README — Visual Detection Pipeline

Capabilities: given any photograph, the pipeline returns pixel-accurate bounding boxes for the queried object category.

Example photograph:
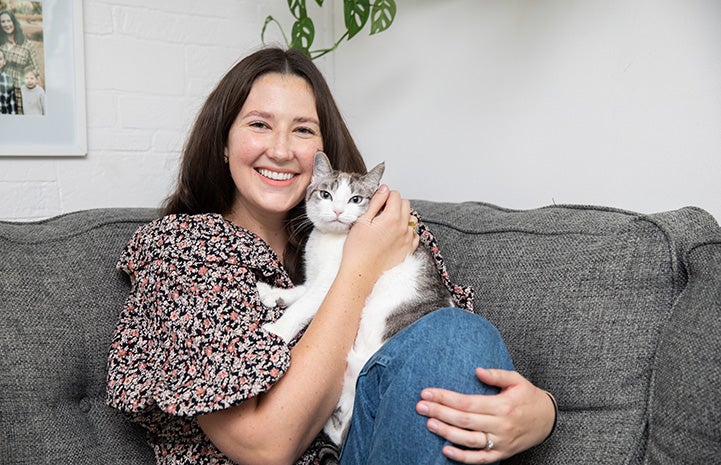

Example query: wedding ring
[485,432,494,450]
[408,215,419,229]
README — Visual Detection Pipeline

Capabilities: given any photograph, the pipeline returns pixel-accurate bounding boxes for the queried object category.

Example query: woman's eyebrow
[294,116,320,125]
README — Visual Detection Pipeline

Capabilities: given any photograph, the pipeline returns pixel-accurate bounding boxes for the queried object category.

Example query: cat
[259,151,455,445]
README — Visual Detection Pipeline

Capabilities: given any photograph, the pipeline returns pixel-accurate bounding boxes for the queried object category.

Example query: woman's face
[1,14,14,36]
[225,72,323,225]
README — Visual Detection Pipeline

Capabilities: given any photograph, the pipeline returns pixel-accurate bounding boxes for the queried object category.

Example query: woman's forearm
[197,263,378,464]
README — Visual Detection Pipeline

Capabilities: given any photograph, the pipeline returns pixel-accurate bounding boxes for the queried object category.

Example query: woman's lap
[339,307,513,465]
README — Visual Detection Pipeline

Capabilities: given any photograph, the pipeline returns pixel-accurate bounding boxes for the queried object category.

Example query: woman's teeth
[257,169,294,181]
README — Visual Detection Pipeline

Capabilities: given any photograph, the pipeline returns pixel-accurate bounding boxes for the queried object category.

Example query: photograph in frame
[0,0,86,156]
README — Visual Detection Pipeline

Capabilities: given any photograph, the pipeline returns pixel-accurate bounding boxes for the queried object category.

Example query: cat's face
[305,152,384,234]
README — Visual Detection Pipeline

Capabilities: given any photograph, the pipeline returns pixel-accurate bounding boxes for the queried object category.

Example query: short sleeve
[107,214,292,418]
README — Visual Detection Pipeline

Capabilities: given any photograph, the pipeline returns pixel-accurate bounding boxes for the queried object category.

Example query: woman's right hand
[343,184,419,279]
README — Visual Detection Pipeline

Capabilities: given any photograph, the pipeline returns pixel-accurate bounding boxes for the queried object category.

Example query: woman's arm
[416,368,557,464]
[198,186,419,465]
[25,41,40,76]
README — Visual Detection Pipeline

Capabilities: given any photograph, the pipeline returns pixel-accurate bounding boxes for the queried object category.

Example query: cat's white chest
[303,231,346,284]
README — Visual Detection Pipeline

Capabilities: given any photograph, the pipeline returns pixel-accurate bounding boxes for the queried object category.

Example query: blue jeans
[339,307,514,465]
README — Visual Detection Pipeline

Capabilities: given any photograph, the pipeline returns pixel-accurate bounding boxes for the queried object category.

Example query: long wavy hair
[162,47,367,282]
[0,10,27,45]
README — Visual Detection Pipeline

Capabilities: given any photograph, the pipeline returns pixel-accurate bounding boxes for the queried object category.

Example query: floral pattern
[106,211,472,464]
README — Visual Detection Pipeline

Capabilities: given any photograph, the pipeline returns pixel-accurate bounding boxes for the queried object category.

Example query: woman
[106,47,556,465]
[0,9,40,114]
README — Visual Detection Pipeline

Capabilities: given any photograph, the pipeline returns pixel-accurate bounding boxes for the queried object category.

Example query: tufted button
[79,398,91,413]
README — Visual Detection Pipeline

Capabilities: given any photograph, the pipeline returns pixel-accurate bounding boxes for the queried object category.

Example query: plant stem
[261,16,290,48]
[309,30,350,60]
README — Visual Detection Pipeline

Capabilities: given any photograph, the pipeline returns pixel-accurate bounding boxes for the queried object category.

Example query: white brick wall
[5,1,718,222]
[1,0,331,221]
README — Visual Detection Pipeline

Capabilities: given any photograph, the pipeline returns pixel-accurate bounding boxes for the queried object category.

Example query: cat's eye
[319,190,332,200]
[349,196,364,204]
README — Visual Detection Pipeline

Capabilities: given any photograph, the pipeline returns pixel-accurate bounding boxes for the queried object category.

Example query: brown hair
[0,10,27,46]
[162,47,366,282]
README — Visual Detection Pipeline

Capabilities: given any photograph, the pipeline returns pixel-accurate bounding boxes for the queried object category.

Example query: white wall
[334,0,721,220]
[1,0,719,222]
[0,0,332,220]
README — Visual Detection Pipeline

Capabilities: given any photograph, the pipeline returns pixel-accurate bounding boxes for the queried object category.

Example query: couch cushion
[0,209,158,464]
[412,201,721,465]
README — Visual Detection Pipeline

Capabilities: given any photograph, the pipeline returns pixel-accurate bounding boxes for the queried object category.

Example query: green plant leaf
[291,16,315,56]
[288,0,307,19]
[315,0,324,6]
[370,0,396,35]
[344,0,371,39]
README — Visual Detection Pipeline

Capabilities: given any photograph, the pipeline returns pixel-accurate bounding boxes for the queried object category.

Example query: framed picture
[0,0,86,156]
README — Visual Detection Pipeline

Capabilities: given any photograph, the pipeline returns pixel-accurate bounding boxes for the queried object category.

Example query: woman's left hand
[415,368,556,463]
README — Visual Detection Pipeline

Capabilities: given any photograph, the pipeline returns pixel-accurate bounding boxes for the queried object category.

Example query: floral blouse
[106,212,473,464]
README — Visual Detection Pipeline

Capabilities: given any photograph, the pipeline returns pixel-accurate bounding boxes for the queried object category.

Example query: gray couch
[1,201,720,464]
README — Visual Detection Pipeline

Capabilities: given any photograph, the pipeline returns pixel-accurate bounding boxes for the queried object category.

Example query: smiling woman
[106,46,556,465]
[160,47,367,284]
[222,73,322,250]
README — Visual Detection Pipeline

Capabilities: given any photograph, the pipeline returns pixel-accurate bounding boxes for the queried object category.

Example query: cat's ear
[364,162,385,188]
[313,151,333,181]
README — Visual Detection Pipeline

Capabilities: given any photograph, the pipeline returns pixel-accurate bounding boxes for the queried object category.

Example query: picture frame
[0,0,87,156]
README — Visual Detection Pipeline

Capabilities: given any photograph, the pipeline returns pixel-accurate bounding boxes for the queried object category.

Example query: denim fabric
[339,308,514,465]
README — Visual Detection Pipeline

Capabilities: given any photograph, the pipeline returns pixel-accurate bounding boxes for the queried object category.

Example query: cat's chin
[317,221,352,234]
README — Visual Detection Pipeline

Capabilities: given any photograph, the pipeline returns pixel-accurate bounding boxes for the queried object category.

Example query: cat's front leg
[262,287,323,343]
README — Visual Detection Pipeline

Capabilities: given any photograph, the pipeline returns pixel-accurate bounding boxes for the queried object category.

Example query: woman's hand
[416,368,556,463]
[342,184,419,279]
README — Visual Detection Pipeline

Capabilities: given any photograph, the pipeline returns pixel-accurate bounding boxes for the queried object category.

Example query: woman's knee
[383,307,514,372]
[416,308,506,348]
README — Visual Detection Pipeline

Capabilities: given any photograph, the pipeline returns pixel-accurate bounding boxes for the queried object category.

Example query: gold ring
[408,219,418,229]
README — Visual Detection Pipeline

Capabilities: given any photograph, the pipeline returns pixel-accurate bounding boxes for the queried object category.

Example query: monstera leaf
[262,0,396,59]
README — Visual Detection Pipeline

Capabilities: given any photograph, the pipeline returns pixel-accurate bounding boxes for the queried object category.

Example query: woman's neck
[224,209,289,261]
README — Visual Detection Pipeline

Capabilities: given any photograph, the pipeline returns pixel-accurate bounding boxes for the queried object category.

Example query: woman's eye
[250,121,269,129]
[296,126,316,136]
[319,191,332,200]
[349,196,364,204]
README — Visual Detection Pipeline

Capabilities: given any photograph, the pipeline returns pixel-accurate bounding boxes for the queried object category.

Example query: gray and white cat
[259,152,454,445]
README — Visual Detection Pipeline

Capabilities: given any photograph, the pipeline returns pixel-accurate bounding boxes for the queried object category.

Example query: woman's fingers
[358,184,390,223]
[417,388,495,436]
[442,444,500,464]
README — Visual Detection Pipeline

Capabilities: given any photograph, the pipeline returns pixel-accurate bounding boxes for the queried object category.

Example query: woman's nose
[268,135,293,161]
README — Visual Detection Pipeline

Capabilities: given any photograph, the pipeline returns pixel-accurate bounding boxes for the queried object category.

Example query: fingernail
[421,390,433,400]
[378,184,389,193]
[417,402,429,415]
[427,419,438,432]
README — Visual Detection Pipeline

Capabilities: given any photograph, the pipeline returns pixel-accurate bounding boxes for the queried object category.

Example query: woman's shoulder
[129,212,260,254]
[121,212,281,275]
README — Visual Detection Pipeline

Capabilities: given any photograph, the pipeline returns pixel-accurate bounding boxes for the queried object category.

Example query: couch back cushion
[0,209,157,464]
[413,200,720,465]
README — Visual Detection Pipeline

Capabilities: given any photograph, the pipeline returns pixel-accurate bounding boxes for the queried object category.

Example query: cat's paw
[262,321,293,343]
[256,282,281,307]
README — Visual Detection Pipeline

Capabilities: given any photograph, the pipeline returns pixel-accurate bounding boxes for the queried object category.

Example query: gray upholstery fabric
[1,203,719,464]
[413,201,721,465]
[0,209,157,464]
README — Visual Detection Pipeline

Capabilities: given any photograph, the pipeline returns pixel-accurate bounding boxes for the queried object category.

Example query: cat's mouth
[256,168,296,182]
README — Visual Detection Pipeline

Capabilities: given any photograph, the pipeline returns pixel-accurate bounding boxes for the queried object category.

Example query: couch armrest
[647,239,721,464]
